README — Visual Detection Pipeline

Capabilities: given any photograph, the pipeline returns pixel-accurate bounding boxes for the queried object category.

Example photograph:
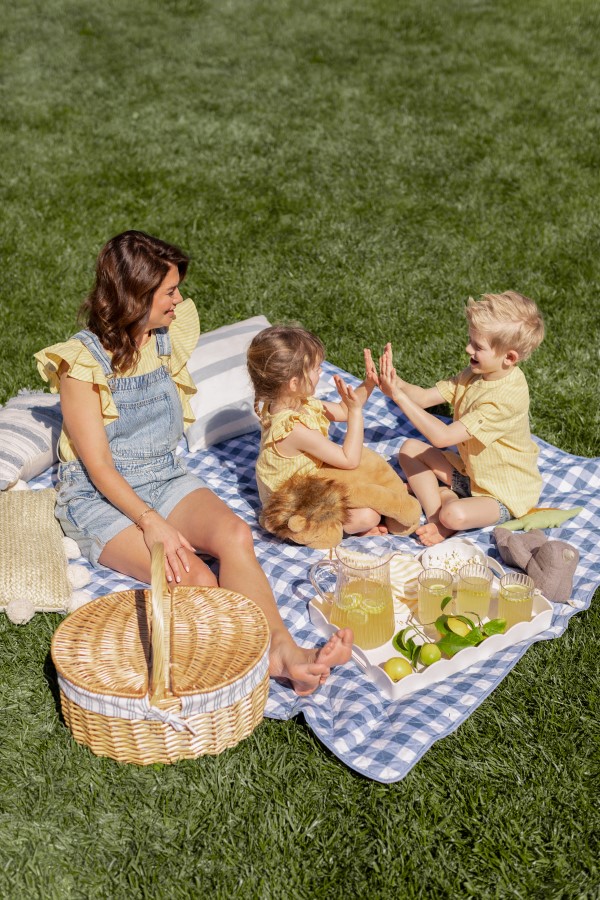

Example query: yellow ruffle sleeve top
[255,396,331,505]
[34,298,200,462]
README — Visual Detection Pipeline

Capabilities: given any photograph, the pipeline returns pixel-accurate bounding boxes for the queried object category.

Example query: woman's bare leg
[101,490,353,694]
[99,524,218,586]
[167,490,353,694]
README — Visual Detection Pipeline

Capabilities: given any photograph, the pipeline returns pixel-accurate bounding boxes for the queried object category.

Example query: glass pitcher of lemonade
[309,540,396,650]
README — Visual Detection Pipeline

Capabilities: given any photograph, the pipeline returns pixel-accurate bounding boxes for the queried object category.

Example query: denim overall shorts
[55,327,209,568]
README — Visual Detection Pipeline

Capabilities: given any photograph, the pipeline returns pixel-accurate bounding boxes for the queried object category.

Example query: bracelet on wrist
[134,507,154,530]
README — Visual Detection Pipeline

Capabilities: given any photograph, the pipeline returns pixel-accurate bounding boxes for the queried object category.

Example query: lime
[419,643,442,666]
[382,657,414,682]
[446,616,473,637]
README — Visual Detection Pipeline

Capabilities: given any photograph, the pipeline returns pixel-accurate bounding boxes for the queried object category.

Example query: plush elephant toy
[493,527,579,603]
[260,446,422,549]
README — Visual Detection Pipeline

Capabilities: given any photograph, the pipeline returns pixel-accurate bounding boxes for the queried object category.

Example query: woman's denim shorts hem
[56,461,211,570]
[450,470,512,526]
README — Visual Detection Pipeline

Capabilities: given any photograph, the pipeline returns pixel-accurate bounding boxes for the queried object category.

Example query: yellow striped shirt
[436,365,541,517]
[255,397,330,505]
[35,298,199,462]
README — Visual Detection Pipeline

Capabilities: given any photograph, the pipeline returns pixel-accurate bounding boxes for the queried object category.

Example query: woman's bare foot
[416,520,455,546]
[269,629,354,695]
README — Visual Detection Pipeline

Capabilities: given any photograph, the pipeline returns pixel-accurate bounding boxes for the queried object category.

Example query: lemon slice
[336,591,361,611]
[360,596,386,614]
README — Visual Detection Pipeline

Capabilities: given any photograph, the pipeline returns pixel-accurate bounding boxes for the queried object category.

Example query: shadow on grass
[43,650,64,724]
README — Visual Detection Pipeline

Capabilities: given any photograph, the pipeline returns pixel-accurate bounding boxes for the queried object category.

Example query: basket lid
[51,584,271,701]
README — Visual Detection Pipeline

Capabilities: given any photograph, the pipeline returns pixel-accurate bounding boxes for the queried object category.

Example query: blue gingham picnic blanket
[33,361,600,783]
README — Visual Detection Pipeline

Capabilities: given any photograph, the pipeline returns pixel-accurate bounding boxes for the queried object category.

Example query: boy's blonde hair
[247,325,325,418]
[465,291,544,361]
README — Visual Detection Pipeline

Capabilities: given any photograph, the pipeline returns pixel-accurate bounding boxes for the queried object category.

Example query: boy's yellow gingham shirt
[436,365,542,517]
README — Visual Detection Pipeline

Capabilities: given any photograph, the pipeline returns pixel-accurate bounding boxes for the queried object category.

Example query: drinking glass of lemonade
[456,563,492,620]
[498,572,535,630]
[417,568,453,627]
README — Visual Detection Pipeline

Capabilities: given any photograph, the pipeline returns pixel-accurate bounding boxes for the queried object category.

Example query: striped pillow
[0,391,62,490]
[185,316,271,452]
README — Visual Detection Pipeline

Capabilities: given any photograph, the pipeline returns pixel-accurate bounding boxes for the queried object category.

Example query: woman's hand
[138,511,195,584]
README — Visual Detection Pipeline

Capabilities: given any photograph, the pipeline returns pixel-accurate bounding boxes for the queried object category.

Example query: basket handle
[149,543,172,705]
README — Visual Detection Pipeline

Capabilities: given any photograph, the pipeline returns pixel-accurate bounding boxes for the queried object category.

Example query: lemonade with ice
[498,577,534,629]
[329,579,395,649]
[417,569,453,625]
[455,564,492,619]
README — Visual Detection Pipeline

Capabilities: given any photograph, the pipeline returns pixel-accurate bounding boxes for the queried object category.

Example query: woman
[36,231,352,694]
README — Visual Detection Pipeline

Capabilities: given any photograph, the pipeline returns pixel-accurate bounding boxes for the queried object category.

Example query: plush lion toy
[260,446,422,549]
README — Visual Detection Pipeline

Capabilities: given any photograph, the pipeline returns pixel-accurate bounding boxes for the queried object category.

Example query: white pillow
[185,315,271,452]
[0,391,62,490]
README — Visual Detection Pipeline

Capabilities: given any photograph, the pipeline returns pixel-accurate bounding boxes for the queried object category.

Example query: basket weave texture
[0,488,71,610]
[51,545,270,764]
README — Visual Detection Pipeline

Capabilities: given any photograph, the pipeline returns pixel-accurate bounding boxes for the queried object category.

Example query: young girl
[247,325,386,536]
[35,232,353,695]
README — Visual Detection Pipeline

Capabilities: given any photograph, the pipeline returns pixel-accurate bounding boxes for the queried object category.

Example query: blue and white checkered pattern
[33,362,600,783]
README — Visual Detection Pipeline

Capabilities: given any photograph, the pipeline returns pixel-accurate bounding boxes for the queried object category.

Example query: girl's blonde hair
[465,291,544,361]
[247,325,325,419]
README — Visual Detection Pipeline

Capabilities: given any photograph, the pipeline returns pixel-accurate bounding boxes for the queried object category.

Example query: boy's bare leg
[438,495,504,534]
[399,441,505,544]
[399,439,456,545]
[416,486,460,545]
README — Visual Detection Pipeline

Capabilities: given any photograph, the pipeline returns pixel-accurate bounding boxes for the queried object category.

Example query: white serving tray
[309,562,554,701]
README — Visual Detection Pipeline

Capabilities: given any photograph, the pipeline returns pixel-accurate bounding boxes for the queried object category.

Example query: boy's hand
[334,375,364,409]
[363,348,379,388]
[378,345,401,399]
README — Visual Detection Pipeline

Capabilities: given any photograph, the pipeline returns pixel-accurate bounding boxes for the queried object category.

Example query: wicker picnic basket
[51,544,271,764]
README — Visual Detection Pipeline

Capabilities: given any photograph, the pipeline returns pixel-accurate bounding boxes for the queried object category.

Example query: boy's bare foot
[416,520,455,546]
[269,629,354,695]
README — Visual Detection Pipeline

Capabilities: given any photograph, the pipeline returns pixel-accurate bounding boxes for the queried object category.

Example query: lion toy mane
[260,446,422,549]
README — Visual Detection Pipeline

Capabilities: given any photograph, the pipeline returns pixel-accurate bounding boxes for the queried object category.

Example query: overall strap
[72,330,114,376]
[72,328,172,375]
[154,327,171,358]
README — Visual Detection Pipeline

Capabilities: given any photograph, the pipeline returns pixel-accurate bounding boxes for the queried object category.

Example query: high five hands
[364,343,402,400]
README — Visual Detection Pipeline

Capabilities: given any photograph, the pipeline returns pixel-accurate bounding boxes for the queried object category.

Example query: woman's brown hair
[79,230,189,374]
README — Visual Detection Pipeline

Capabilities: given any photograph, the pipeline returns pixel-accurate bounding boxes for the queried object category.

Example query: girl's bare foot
[355,524,389,537]
[416,520,455,546]
[269,629,354,695]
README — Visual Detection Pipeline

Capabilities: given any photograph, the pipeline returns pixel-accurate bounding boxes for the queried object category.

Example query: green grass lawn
[1,1,599,897]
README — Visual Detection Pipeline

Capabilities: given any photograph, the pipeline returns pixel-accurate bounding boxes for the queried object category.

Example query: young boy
[372,291,545,546]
